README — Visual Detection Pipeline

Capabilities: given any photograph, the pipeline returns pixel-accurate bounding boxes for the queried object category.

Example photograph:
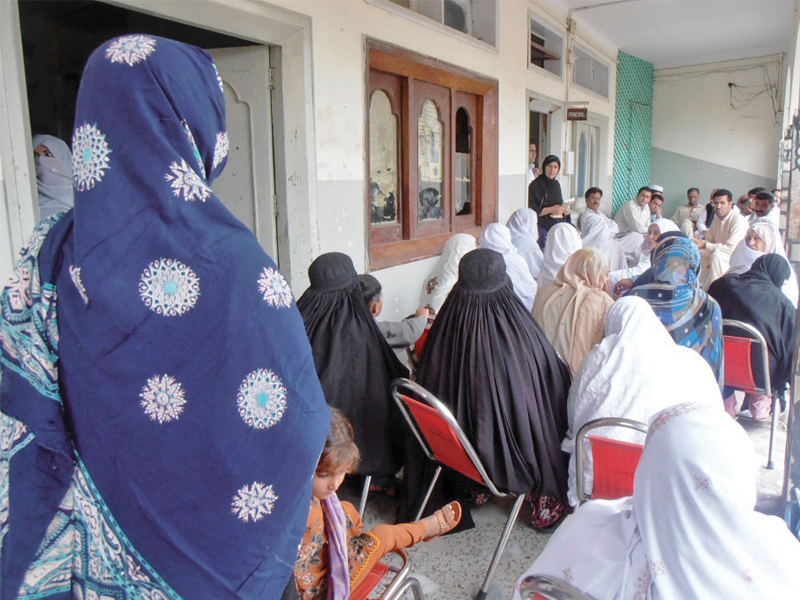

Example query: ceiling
[548,0,797,70]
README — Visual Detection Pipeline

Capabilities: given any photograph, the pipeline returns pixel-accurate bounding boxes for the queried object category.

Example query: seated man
[648,192,664,223]
[614,186,652,264]
[579,187,626,270]
[672,187,705,237]
[737,193,755,223]
[694,188,748,289]
[753,190,780,229]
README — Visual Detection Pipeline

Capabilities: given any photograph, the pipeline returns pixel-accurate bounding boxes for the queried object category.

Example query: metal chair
[350,549,425,600]
[722,318,782,469]
[517,575,599,600]
[391,377,525,600]
[575,417,647,507]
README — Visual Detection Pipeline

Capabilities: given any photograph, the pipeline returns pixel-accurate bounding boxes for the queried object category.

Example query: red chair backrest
[723,335,759,393]
[350,562,389,600]
[589,435,644,500]
[399,394,484,485]
[413,327,430,359]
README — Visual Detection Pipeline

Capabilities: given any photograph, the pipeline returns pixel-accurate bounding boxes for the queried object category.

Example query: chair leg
[475,494,525,600]
[385,576,425,600]
[359,475,372,516]
[768,394,780,470]
[414,466,442,522]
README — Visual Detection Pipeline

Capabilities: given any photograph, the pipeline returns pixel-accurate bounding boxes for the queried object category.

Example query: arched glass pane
[418,99,443,221]
[455,107,472,216]
[369,90,399,225]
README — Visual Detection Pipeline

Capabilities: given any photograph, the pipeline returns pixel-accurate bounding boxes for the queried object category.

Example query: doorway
[18,0,279,260]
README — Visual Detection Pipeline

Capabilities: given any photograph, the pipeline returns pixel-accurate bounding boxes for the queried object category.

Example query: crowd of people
[1,34,799,600]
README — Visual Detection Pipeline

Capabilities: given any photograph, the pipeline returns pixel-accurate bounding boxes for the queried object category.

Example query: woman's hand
[613,279,634,299]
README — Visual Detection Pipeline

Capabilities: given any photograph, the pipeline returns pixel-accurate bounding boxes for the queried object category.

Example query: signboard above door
[567,107,588,121]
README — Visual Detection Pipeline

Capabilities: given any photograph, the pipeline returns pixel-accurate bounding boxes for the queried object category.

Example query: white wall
[652,55,782,216]
[268,0,617,319]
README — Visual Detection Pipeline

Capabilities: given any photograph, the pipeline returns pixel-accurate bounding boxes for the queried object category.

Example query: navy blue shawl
[1,36,328,599]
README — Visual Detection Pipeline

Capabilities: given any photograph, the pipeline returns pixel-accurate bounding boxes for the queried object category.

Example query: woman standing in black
[528,155,570,248]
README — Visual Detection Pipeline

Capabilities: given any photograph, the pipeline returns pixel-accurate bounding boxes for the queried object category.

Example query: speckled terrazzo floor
[339,408,787,600]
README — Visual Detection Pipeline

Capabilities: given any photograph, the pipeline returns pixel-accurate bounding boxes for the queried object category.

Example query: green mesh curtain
[612,52,654,214]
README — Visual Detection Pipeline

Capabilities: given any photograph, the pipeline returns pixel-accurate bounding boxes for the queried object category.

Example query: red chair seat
[350,562,390,600]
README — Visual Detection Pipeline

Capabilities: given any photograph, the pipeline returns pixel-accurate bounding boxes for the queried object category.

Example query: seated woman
[514,402,800,600]
[626,236,724,389]
[2,36,330,598]
[708,255,796,419]
[507,207,544,280]
[528,155,570,247]
[406,248,572,529]
[562,297,723,506]
[298,252,408,481]
[537,222,583,288]
[419,233,477,318]
[728,220,798,307]
[479,223,538,310]
[32,134,74,219]
[610,219,680,296]
[532,248,614,374]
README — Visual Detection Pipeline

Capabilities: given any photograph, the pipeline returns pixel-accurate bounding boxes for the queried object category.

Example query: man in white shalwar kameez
[753,190,781,229]
[613,186,652,264]
[579,187,627,271]
[695,188,748,290]
[671,187,705,237]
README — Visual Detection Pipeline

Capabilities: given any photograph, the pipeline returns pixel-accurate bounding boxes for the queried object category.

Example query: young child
[294,408,461,600]
[358,274,429,349]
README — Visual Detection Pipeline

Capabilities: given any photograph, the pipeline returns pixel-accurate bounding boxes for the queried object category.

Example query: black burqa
[402,248,572,522]
[297,252,408,477]
[708,254,796,394]
[528,155,570,233]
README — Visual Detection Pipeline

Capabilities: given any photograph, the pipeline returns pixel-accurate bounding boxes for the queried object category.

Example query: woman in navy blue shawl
[0,36,329,599]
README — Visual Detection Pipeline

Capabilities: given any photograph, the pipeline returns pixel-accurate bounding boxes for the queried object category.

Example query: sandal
[423,501,462,540]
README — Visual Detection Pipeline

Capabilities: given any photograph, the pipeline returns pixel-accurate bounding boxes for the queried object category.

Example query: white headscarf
[479,223,538,310]
[506,208,544,279]
[537,223,582,288]
[729,220,798,307]
[650,218,679,236]
[580,210,627,271]
[419,233,477,315]
[32,134,74,220]
[515,402,800,600]
[561,296,721,506]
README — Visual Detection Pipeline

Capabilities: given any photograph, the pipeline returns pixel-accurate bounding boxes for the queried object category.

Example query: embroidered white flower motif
[694,474,711,492]
[165,159,211,202]
[212,131,229,171]
[182,120,206,178]
[139,374,186,424]
[69,265,89,304]
[72,123,112,191]
[562,567,574,584]
[257,267,293,309]
[139,258,200,316]
[105,35,157,66]
[237,368,287,429]
[649,559,666,578]
[212,62,224,93]
[231,481,278,522]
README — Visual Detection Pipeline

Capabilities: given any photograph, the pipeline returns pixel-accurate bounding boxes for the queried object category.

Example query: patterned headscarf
[1,35,329,599]
[627,237,724,388]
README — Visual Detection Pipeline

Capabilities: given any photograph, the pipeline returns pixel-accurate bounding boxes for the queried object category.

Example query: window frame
[366,39,497,270]
[528,14,564,79]
[571,43,610,99]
